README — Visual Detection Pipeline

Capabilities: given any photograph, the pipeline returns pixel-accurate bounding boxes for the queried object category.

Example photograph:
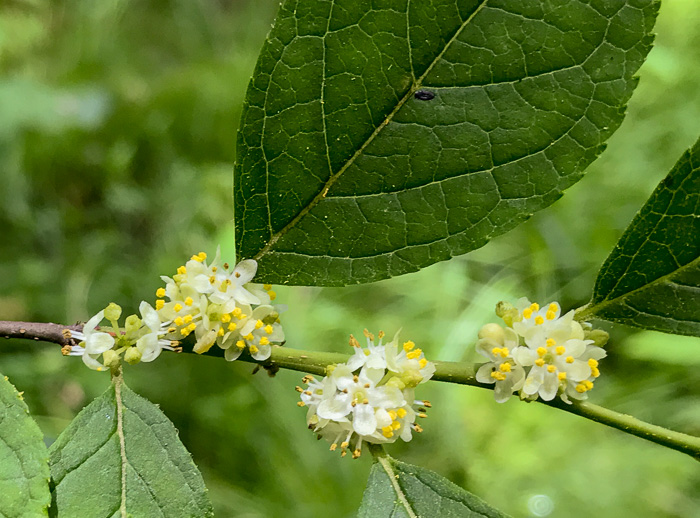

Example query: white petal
[83,310,105,335]
[86,333,114,354]
[352,404,377,436]
[224,347,243,362]
[82,353,106,371]
[251,344,271,361]
[476,363,496,384]
[137,334,161,362]
[233,259,258,284]
[139,301,161,331]
[540,373,559,401]
[318,396,352,420]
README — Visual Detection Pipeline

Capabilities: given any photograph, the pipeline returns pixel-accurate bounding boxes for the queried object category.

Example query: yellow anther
[249,345,259,354]
[187,323,196,332]
[547,365,557,373]
[183,314,193,324]
[535,316,544,325]
[174,317,184,327]
[565,356,574,364]
[403,340,415,352]
[381,425,393,434]
[491,347,501,356]
[244,333,254,341]
[190,254,201,262]
[406,349,422,360]
[212,266,217,272]
[155,299,165,310]
[392,421,401,430]
[185,297,194,306]
[584,380,594,390]
[591,367,600,377]
[264,284,272,290]
[546,310,556,320]
[221,314,231,323]
[500,347,509,358]
[255,319,263,329]
[548,303,558,312]
[397,408,407,418]
[499,363,512,373]
[236,340,245,349]
[218,328,225,336]
[419,358,428,368]
[388,410,397,420]
[575,384,587,393]
[268,290,277,301]
[156,288,166,298]
[180,327,192,337]
[174,303,183,312]
[537,347,547,357]
[530,303,540,312]
[546,338,556,347]
[167,327,176,333]
[490,371,507,381]
[329,443,337,451]
[535,358,545,367]
[558,372,567,381]
[523,308,533,319]
[198,252,207,260]
[555,346,566,355]
[232,307,242,317]
[588,359,599,368]
[177,266,187,275]
[382,429,394,438]
[228,323,237,332]
[264,324,274,334]
[209,275,216,284]
[259,337,270,346]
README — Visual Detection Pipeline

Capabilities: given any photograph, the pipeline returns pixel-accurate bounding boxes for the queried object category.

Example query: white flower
[475,299,607,404]
[299,330,433,458]
[385,335,435,387]
[475,324,526,402]
[135,302,174,362]
[70,310,114,371]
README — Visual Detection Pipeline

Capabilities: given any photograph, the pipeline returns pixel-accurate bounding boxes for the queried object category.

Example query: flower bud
[478,323,505,344]
[495,301,518,326]
[104,302,122,321]
[125,314,142,333]
[585,329,610,348]
[103,349,121,369]
[124,347,142,365]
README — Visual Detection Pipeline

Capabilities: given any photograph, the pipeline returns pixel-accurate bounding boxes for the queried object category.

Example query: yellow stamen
[392,421,401,430]
[264,324,274,334]
[236,340,245,349]
[388,410,397,420]
[183,314,193,324]
[523,308,533,319]
[499,347,509,358]
[535,316,544,325]
[259,337,270,346]
[244,333,254,341]
[232,307,242,317]
[218,328,224,336]
[156,288,166,298]
[535,358,545,367]
[177,266,187,275]
[537,347,547,357]
[546,338,556,347]
[249,345,259,354]
[255,319,263,329]
[174,303,183,312]
[565,356,574,364]
[403,341,415,352]
[264,284,272,290]
[268,290,277,301]
[547,365,557,373]
[397,408,407,418]
[228,323,237,332]
[198,252,207,260]
[588,359,599,368]
[221,314,231,323]
[491,371,507,381]
[406,349,422,360]
[555,346,566,355]
[546,310,556,320]
[499,363,512,373]
[491,347,501,356]
[185,297,194,306]
[558,372,567,381]
[209,275,216,284]
[174,317,184,327]
[419,358,428,368]
[155,299,165,310]
[548,303,558,312]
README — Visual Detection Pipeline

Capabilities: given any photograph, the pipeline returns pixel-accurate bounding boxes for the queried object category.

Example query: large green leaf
[358,453,509,517]
[580,137,700,335]
[0,374,50,518]
[49,378,213,518]
[235,0,658,286]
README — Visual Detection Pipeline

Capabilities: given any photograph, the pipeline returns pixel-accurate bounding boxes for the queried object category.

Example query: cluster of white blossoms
[298,330,435,458]
[66,249,285,371]
[475,298,608,404]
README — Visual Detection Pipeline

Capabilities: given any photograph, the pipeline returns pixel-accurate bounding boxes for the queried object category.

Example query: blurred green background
[1,0,699,516]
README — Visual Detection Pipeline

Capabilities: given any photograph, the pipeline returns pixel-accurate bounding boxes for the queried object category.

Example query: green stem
[257,346,700,461]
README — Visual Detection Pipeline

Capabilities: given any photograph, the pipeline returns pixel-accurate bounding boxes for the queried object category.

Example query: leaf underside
[0,374,50,518]
[358,455,509,517]
[48,380,213,518]
[585,136,700,336]
[235,0,659,286]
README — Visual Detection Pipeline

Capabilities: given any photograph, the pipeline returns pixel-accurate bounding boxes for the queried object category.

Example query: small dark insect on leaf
[414,89,435,101]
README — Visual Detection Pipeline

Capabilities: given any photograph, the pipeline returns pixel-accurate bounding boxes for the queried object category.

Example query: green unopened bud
[400,370,423,389]
[104,302,122,321]
[125,314,142,333]
[124,347,142,365]
[495,301,519,327]
[385,376,406,390]
[263,312,280,325]
[585,329,610,348]
[103,349,121,369]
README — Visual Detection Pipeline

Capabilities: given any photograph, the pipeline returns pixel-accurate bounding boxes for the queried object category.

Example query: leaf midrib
[252,0,489,261]
[580,254,700,320]
[377,456,418,518]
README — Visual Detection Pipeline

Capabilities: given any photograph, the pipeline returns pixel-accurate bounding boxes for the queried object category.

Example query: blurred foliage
[0,0,698,517]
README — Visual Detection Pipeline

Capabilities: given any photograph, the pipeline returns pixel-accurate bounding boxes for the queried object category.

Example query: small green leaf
[358,453,509,518]
[581,136,700,335]
[0,373,50,518]
[49,377,213,518]
[235,0,659,286]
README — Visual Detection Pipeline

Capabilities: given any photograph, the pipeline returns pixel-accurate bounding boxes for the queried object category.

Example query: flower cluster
[298,330,435,458]
[66,249,285,370]
[475,299,608,404]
